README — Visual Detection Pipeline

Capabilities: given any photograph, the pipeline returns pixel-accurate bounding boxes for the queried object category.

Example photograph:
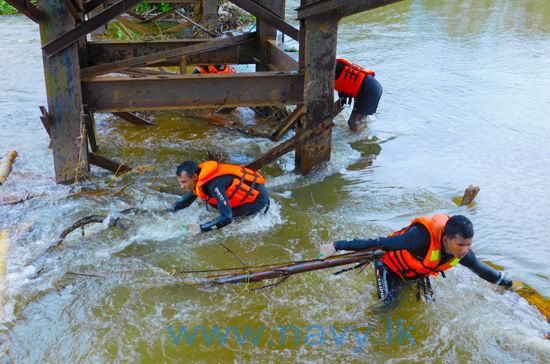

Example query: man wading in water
[171,160,270,235]
[318,214,518,303]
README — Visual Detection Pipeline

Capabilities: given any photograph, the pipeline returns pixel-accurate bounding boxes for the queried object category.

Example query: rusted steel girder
[82,72,304,112]
[5,0,43,22]
[81,33,256,78]
[296,0,403,20]
[268,39,298,72]
[42,0,144,57]
[230,0,299,41]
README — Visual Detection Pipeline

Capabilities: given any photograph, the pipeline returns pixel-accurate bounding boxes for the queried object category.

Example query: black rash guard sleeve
[334,225,431,258]
[199,178,233,232]
[171,192,197,211]
[459,250,513,287]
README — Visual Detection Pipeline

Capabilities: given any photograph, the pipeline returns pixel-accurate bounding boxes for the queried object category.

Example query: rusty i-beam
[16,0,402,183]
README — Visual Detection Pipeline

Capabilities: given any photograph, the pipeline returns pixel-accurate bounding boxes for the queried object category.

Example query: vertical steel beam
[256,0,285,72]
[38,0,88,183]
[295,10,338,174]
[202,0,218,31]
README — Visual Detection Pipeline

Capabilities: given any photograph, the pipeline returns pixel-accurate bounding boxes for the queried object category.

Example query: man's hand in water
[185,224,201,236]
[318,243,336,259]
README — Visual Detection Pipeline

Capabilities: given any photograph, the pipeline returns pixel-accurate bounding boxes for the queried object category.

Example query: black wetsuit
[335,61,383,116]
[334,224,512,301]
[172,175,269,232]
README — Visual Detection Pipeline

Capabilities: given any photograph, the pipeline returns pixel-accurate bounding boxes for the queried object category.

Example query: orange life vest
[195,64,236,74]
[380,214,461,280]
[194,161,266,208]
[334,58,375,98]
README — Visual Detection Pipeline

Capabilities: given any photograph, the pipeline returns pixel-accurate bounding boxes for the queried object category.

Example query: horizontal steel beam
[296,0,402,20]
[42,0,144,57]
[88,38,260,67]
[82,33,256,78]
[82,72,304,112]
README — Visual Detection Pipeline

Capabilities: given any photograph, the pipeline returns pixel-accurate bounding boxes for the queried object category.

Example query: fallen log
[0,151,18,185]
[203,249,384,285]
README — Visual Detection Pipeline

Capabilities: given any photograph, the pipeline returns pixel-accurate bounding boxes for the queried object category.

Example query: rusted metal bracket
[42,0,144,57]
[88,153,132,174]
[230,0,299,40]
[38,105,52,138]
[82,105,99,152]
[296,0,402,20]
[112,112,153,126]
[4,0,43,23]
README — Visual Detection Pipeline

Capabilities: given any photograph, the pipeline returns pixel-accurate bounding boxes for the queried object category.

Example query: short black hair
[176,161,199,177]
[443,215,474,239]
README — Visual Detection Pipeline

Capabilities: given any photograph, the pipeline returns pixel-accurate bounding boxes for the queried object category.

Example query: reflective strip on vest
[449,258,460,267]
[430,250,440,261]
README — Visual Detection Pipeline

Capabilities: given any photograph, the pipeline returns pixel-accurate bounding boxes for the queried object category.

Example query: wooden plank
[112,112,153,125]
[82,72,305,112]
[229,0,299,41]
[4,0,43,22]
[81,33,255,78]
[296,0,402,20]
[39,0,89,183]
[295,11,338,174]
[42,0,144,57]
[268,39,298,72]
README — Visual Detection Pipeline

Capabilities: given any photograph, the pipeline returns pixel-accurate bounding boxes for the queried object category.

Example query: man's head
[442,215,474,259]
[176,161,200,191]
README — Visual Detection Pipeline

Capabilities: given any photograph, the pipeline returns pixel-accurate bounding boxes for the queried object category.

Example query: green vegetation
[0,0,18,15]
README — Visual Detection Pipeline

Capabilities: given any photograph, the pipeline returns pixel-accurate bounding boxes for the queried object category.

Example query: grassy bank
[0,0,18,16]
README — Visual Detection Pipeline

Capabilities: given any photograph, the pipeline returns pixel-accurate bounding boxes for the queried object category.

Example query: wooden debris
[460,184,480,205]
[0,151,18,185]
[112,112,153,126]
[201,249,384,286]
[0,230,8,283]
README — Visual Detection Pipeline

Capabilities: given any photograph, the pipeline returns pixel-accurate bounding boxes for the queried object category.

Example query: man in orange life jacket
[171,160,269,235]
[318,214,517,303]
[193,64,237,74]
[335,58,383,131]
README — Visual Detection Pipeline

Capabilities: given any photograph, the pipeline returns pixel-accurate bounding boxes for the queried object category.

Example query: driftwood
[460,185,480,205]
[187,249,384,286]
[45,207,146,253]
[0,151,18,185]
[272,105,306,141]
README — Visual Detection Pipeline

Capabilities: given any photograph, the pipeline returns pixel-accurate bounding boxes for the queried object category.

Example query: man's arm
[319,225,430,258]
[459,250,513,288]
[200,181,233,232]
[171,192,197,211]
[334,226,428,252]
